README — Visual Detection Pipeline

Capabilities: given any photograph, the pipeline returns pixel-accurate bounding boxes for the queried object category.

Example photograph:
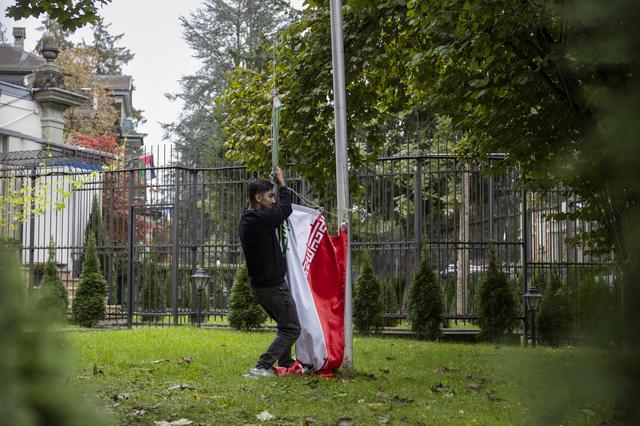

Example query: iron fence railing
[1,150,614,328]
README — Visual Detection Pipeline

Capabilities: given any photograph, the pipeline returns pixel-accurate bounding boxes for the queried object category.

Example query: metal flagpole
[329,0,353,369]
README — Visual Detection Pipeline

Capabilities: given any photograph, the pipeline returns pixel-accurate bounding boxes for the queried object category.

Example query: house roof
[0,43,45,73]
[95,74,132,92]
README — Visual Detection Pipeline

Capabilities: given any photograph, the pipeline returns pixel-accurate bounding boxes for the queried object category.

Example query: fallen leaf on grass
[256,410,274,421]
[177,357,192,364]
[366,374,377,381]
[92,364,104,376]
[153,359,170,364]
[168,383,194,390]
[392,395,414,405]
[367,403,383,411]
[486,391,504,402]
[466,383,483,391]
[434,366,455,373]
[113,393,130,401]
[381,368,391,374]
[385,356,396,361]
[132,408,146,417]
[430,382,450,393]
[153,419,193,426]
[336,417,353,426]
[303,416,316,424]
[379,415,391,424]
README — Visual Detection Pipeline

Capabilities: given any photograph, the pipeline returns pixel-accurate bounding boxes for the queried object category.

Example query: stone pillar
[31,34,87,144]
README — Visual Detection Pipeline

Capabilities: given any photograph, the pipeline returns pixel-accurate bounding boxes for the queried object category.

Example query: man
[239,166,301,377]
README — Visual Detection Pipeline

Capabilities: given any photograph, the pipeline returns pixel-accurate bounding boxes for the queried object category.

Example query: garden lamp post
[191,268,210,327]
[524,286,543,347]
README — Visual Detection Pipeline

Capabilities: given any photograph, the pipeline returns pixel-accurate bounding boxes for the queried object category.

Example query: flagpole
[329,0,353,369]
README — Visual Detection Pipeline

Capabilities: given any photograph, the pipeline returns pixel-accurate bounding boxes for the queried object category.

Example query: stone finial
[33,34,65,90]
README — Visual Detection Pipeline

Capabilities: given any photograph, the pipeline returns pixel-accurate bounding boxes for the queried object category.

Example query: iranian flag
[284,204,347,375]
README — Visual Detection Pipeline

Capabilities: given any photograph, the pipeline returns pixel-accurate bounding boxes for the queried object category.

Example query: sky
[0,0,304,151]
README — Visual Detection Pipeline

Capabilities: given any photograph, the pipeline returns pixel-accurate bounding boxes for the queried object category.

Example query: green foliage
[36,238,69,323]
[90,17,134,75]
[228,265,266,331]
[381,276,402,327]
[72,234,107,327]
[0,237,112,425]
[6,0,111,31]
[164,0,293,167]
[477,246,517,342]
[536,273,573,347]
[575,277,615,346]
[139,257,167,323]
[408,249,444,340]
[353,256,384,335]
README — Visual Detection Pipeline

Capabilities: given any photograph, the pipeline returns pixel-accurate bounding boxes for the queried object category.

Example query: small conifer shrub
[408,248,444,340]
[353,254,384,334]
[72,234,107,327]
[139,257,167,322]
[536,273,573,346]
[37,238,68,323]
[228,265,267,331]
[477,245,518,342]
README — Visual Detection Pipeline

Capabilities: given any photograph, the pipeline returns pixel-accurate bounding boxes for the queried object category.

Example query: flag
[138,154,156,181]
[284,204,347,375]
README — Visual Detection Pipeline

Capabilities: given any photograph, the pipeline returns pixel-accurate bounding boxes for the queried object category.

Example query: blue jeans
[251,280,301,369]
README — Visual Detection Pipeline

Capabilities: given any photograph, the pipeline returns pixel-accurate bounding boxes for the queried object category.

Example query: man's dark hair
[248,179,274,204]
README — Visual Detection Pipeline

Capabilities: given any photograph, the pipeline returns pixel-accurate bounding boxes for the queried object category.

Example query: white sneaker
[245,367,274,378]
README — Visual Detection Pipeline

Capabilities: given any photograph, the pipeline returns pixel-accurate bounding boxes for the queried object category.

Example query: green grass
[66,328,619,425]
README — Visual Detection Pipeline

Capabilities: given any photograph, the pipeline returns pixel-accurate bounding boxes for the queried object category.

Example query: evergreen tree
[90,17,134,75]
[477,245,518,342]
[382,277,400,327]
[536,273,573,346]
[139,257,167,323]
[163,0,293,166]
[37,238,69,323]
[79,195,106,273]
[0,239,112,425]
[72,234,107,327]
[353,255,384,334]
[408,248,444,340]
[228,264,266,331]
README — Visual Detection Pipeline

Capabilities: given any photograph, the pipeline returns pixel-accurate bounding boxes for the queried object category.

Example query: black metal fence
[1,149,613,327]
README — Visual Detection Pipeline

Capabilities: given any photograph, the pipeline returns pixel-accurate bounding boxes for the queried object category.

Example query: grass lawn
[67,328,618,425]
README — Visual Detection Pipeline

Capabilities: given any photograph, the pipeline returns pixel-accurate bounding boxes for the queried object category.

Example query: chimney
[13,27,26,48]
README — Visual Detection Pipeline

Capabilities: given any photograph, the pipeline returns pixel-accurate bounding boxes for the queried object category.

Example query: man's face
[255,189,276,209]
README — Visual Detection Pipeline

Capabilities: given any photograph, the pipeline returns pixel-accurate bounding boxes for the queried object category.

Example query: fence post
[28,168,36,295]
[522,188,529,346]
[190,170,198,323]
[127,169,135,328]
[171,172,180,325]
[414,159,423,261]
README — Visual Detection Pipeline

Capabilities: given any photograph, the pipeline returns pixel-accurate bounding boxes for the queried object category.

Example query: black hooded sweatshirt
[239,186,292,287]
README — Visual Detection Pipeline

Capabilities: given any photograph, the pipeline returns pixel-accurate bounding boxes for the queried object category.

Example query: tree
[163,0,294,167]
[6,0,111,31]
[536,273,573,346]
[90,17,134,74]
[55,46,120,139]
[353,255,384,335]
[37,238,69,323]
[477,245,517,342]
[228,264,267,331]
[0,239,111,425]
[408,247,444,340]
[72,233,107,327]
[139,256,167,323]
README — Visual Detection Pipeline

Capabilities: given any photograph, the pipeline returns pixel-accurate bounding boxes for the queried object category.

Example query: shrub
[228,265,267,331]
[37,238,68,323]
[0,238,112,425]
[576,275,615,346]
[72,234,107,327]
[139,257,167,322]
[477,245,518,342]
[353,255,384,334]
[536,273,573,346]
[408,248,444,340]
[382,276,402,327]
